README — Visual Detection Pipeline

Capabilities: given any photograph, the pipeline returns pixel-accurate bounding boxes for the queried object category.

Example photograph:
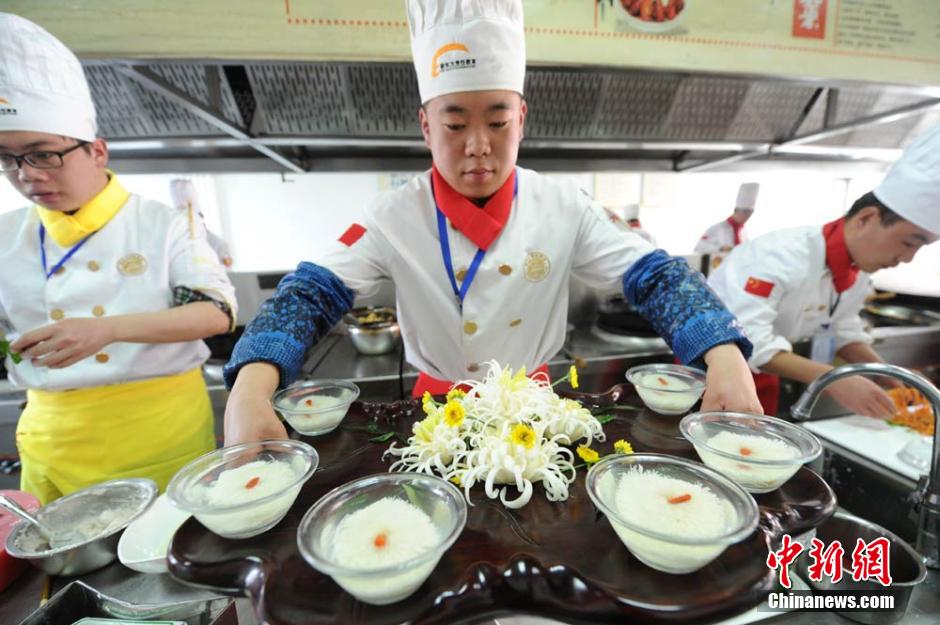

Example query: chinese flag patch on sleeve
[744,277,775,298]
[338,223,366,247]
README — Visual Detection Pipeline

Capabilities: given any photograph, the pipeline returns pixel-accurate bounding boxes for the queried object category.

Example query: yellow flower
[577,445,599,464]
[569,365,579,389]
[422,391,437,416]
[449,474,462,487]
[446,388,466,401]
[614,439,634,455]
[413,411,441,443]
[509,423,536,449]
[444,400,465,427]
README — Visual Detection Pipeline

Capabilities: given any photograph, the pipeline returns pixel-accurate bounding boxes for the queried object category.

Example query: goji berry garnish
[245,476,261,490]
[668,493,691,504]
[373,532,388,548]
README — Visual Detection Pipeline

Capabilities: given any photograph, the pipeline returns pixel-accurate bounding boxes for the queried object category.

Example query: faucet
[791,362,940,569]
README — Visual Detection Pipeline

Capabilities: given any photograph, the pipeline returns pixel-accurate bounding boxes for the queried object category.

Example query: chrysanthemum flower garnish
[614,439,634,455]
[509,423,536,449]
[569,365,579,389]
[577,445,600,464]
[385,361,606,509]
[446,388,466,401]
[444,399,465,428]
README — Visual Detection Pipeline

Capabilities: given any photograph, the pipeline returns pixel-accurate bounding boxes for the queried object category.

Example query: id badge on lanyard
[810,291,841,364]
[810,324,837,363]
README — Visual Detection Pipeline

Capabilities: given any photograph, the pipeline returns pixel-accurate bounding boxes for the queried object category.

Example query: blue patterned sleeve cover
[623,249,752,367]
[223,262,355,389]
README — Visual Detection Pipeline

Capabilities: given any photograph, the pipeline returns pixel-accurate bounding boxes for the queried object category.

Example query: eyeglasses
[0,141,89,172]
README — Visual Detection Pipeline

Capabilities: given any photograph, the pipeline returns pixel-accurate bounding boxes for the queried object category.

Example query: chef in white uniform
[0,13,236,503]
[222,0,761,445]
[694,182,759,269]
[604,202,656,245]
[709,124,940,416]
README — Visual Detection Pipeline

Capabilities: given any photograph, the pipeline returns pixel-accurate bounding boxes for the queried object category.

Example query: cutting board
[803,416,930,481]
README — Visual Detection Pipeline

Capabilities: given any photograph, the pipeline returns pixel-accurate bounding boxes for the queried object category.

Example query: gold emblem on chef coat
[117,253,148,276]
[523,251,550,282]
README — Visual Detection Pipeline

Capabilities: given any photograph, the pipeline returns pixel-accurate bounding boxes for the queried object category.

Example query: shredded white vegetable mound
[385,361,605,509]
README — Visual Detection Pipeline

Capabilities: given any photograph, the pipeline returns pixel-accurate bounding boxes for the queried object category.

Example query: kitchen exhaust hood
[85,60,940,174]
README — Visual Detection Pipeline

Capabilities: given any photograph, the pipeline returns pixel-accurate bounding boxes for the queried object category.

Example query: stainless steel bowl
[795,511,927,625]
[347,322,401,355]
[6,478,158,576]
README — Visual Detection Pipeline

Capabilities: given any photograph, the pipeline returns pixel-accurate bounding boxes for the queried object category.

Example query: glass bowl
[272,379,360,436]
[167,439,318,539]
[625,363,706,415]
[586,453,758,574]
[297,472,467,605]
[679,412,822,493]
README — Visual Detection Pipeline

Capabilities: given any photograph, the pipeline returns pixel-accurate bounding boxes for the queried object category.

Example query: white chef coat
[708,225,873,371]
[318,167,655,382]
[0,193,237,391]
[694,219,747,266]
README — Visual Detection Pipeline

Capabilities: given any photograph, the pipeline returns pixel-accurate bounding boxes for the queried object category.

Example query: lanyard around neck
[39,224,94,280]
[434,172,518,310]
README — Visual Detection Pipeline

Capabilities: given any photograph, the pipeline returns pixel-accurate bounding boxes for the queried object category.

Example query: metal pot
[863,304,940,327]
[6,478,157,576]
[345,306,401,356]
[795,511,927,625]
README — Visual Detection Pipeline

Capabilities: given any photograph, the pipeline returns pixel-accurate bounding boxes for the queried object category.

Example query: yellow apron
[16,368,215,504]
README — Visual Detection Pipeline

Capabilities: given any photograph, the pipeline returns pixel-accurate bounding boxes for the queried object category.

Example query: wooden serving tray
[168,385,836,625]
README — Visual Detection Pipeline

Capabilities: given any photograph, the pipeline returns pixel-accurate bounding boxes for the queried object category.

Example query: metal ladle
[0,494,82,548]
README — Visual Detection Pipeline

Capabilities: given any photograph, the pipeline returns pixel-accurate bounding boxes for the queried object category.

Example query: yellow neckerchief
[35,172,130,247]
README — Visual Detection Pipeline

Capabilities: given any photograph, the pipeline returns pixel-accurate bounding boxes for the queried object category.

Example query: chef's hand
[224,362,289,446]
[824,376,896,420]
[700,343,763,414]
[11,318,114,368]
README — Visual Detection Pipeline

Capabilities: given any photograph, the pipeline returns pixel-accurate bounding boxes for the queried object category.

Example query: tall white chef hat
[623,202,641,221]
[0,13,97,142]
[873,123,940,235]
[407,0,525,104]
[735,183,760,211]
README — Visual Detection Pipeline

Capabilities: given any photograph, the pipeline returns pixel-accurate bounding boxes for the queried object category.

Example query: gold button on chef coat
[455,267,468,282]
[53,266,65,276]
[509,318,522,327]
[50,309,65,321]
[95,353,110,363]
[467,363,479,372]
[92,305,106,317]
[87,260,100,272]
[499,264,513,276]
[463,321,478,335]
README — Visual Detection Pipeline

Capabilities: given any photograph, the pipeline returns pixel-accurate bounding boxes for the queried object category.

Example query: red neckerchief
[431,166,515,251]
[726,216,744,245]
[823,217,859,293]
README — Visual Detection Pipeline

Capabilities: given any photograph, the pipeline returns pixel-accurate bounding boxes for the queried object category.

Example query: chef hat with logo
[735,183,760,211]
[407,0,525,104]
[874,123,940,235]
[623,202,641,221]
[0,13,97,142]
